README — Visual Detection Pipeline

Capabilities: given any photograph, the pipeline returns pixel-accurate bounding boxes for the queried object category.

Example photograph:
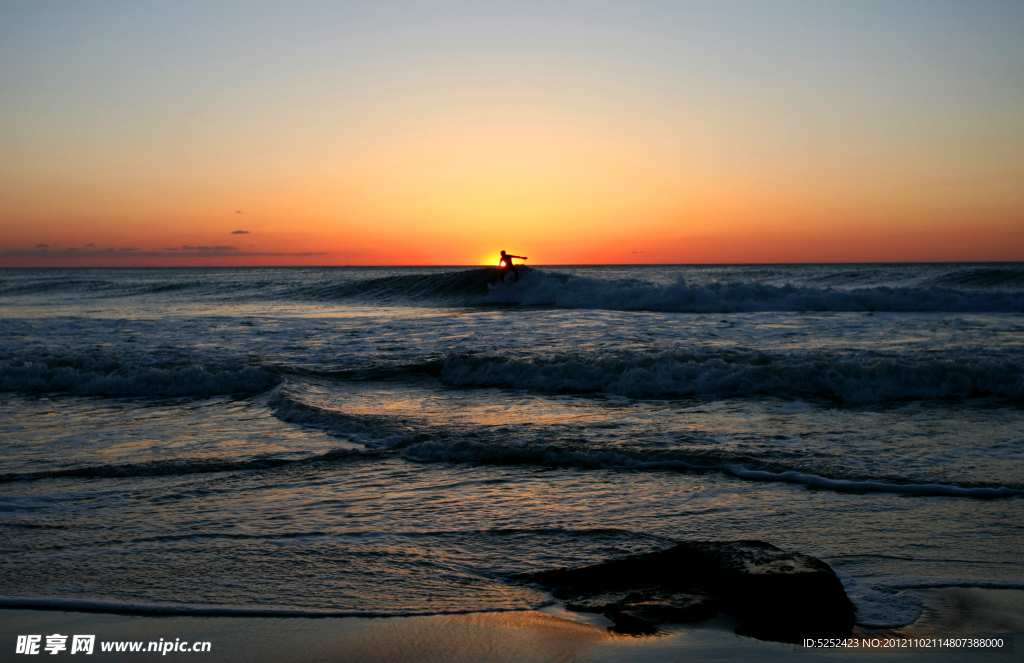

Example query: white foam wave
[835,574,1024,627]
[480,272,1024,312]
[0,359,278,396]
[441,351,1024,403]
[833,570,923,628]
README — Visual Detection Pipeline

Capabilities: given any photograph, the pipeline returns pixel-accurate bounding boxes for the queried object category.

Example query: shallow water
[2,264,1023,627]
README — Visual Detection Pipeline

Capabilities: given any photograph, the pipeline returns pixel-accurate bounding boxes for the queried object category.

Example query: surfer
[498,250,527,282]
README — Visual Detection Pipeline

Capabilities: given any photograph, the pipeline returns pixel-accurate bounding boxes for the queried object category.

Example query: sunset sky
[2,1,1022,266]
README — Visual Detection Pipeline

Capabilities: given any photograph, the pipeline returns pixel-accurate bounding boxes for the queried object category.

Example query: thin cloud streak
[3,248,329,258]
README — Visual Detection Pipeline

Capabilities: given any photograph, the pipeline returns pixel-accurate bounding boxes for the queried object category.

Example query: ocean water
[1,263,1023,629]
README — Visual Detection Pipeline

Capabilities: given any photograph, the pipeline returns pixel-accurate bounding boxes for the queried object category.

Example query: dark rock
[523,540,854,643]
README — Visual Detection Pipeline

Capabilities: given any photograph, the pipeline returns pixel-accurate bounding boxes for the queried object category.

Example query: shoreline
[3,588,1020,662]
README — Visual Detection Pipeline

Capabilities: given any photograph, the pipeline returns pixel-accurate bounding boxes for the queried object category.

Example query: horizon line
[2,260,1023,269]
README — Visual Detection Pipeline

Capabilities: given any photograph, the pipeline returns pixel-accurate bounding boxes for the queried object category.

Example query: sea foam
[441,351,1024,403]
[481,272,1024,312]
[833,570,923,628]
[0,357,278,396]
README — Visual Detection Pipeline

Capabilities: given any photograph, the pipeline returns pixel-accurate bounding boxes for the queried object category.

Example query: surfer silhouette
[498,250,527,283]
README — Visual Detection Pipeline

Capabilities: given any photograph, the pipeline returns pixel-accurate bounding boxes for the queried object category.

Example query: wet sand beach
[3,588,1020,662]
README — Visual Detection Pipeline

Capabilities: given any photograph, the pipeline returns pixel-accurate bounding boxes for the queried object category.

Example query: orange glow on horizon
[3,103,1022,267]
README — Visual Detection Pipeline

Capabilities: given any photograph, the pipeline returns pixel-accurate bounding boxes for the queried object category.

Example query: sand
[2,589,1020,662]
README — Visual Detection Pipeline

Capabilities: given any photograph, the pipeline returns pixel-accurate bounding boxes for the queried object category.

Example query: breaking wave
[5,266,1023,311]
[301,268,501,304]
[929,266,1024,289]
[441,351,1024,404]
[480,271,1024,312]
[0,356,279,396]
